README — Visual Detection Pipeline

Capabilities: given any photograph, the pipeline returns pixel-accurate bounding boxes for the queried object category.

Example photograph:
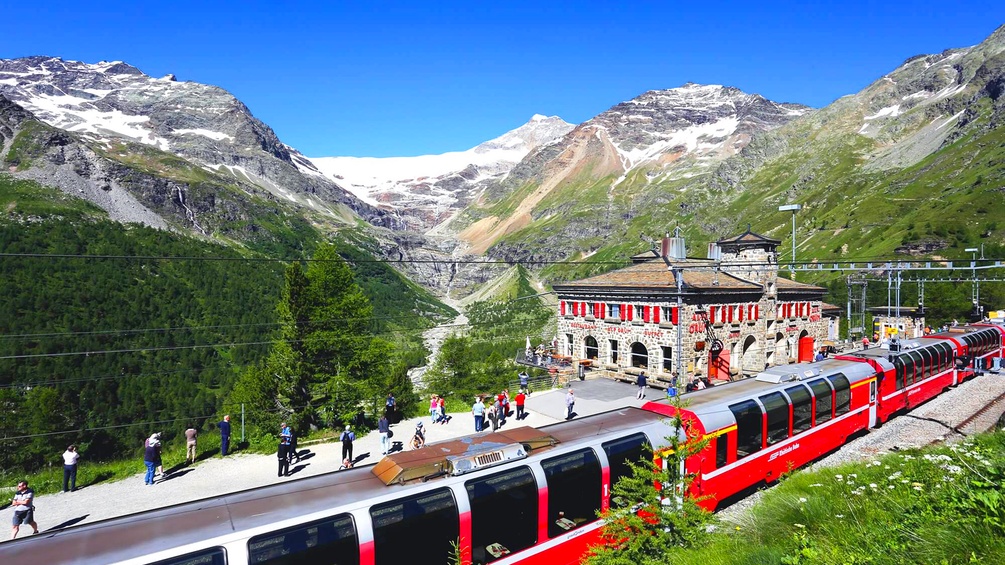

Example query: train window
[542,448,602,538]
[828,374,851,416]
[785,384,813,435]
[248,514,358,565]
[809,379,833,425]
[908,351,923,383]
[896,355,912,386]
[150,548,226,565]
[603,433,650,496]
[370,488,458,565]
[728,400,763,459]
[715,433,729,468]
[760,392,790,445]
[466,466,538,563]
[921,348,934,378]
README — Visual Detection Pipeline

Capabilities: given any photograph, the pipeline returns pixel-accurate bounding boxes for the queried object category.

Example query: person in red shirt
[515,390,526,420]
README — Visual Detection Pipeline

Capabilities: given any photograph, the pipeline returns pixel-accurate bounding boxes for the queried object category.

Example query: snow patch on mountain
[309,115,574,227]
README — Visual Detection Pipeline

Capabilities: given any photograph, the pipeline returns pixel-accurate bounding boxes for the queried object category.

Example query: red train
[3,325,1002,565]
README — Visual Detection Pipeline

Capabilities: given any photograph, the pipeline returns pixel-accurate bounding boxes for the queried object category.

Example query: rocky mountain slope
[0,57,399,232]
[452,83,810,258]
[310,114,573,232]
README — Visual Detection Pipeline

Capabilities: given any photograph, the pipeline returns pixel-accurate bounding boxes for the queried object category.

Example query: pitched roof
[553,259,762,292]
[716,227,781,247]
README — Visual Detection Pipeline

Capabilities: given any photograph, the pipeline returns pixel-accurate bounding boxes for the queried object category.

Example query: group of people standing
[472,388,529,432]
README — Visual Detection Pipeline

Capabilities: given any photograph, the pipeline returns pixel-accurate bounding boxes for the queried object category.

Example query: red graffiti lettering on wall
[688,322,707,334]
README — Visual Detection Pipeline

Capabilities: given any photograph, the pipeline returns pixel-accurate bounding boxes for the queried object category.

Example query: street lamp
[965,247,981,320]
[779,204,802,279]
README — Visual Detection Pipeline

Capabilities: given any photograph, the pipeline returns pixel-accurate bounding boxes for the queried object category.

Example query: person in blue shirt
[217,415,231,456]
[278,423,292,477]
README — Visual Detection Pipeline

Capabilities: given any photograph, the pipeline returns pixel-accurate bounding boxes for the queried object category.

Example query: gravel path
[16,393,564,535]
[718,373,1005,524]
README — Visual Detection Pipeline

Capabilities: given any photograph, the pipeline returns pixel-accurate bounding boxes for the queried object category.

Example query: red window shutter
[643,305,650,323]
[754,304,759,320]
[708,306,716,323]
[596,302,602,318]
[628,304,634,321]
[738,304,744,322]
[561,301,566,316]
[727,306,733,323]
[672,306,678,325]
[654,306,661,324]
[620,303,626,322]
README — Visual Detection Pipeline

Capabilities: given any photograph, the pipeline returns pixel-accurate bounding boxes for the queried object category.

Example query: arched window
[584,336,599,360]
[630,342,648,369]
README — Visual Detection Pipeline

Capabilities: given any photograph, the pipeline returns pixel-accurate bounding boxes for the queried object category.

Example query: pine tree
[586,394,716,565]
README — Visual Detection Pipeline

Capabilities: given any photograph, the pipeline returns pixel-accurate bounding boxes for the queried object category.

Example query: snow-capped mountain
[310,115,574,232]
[456,83,809,256]
[0,56,393,228]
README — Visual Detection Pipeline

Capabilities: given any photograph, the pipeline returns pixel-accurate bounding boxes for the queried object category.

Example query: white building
[552,229,839,384]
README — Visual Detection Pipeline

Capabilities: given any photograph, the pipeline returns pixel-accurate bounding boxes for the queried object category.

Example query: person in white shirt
[62,445,79,492]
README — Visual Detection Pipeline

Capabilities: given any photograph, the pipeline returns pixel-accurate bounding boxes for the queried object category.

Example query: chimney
[661,234,671,258]
[707,242,721,261]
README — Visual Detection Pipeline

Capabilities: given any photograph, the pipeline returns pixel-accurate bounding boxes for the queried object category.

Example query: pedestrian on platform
[566,388,575,420]
[340,425,355,464]
[515,390,526,420]
[519,370,529,393]
[378,415,391,455]
[430,394,440,424]
[636,371,647,399]
[9,481,38,539]
[62,445,79,492]
[385,393,396,423]
[472,396,486,432]
[278,422,292,477]
[438,395,447,424]
[218,415,231,456]
[184,426,198,464]
[143,433,161,485]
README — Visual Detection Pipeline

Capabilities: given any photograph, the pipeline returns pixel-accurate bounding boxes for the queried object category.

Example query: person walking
[565,388,575,420]
[429,395,440,424]
[62,445,79,492]
[143,433,161,485]
[636,371,648,400]
[184,426,198,464]
[218,415,231,456]
[438,395,447,424]
[340,425,355,464]
[378,414,391,455]
[9,481,38,539]
[472,396,486,432]
[515,389,526,420]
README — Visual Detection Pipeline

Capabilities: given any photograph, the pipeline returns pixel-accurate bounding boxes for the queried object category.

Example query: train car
[643,357,877,510]
[0,409,674,565]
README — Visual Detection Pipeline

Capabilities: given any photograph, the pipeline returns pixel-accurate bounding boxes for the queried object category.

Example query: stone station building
[552,229,839,385]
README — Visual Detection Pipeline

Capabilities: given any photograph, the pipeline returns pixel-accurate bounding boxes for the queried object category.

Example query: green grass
[675,431,1005,564]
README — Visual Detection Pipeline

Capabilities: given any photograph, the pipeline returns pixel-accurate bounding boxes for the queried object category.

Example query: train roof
[644,358,876,432]
[2,407,669,565]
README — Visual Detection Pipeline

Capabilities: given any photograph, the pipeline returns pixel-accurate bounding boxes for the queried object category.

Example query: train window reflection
[760,392,789,445]
[151,547,226,565]
[729,400,763,459]
[828,374,851,416]
[465,466,538,564]
[542,448,601,538]
[785,384,813,435]
[809,379,833,425]
[602,433,650,502]
[370,488,458,565]
[248,513,358,565]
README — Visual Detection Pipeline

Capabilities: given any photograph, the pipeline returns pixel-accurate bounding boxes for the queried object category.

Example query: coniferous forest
[0,175,452,473]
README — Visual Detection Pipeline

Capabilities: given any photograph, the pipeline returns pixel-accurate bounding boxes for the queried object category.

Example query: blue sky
[4,1,1003,157]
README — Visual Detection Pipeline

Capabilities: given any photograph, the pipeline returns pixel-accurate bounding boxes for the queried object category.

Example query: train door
[868,380,877,428]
